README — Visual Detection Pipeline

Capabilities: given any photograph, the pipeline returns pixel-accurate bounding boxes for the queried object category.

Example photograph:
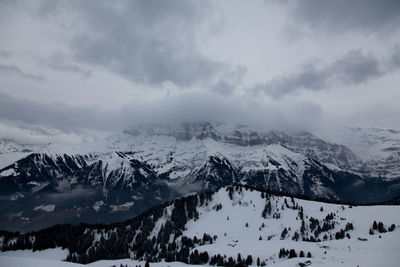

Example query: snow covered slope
[324,127,400,179]
[1,185,399,267]
[0,123,399,232]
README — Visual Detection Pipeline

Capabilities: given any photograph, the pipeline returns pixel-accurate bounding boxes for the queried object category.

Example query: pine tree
[228,187,234,200]
[237,253,242,263]
[288,249,297,258]
[226,256,235,267]
[377,222,387,233]
[262,201,272,218]
[369,228,374,235]
[345,222,354,231]
[292,231,300,241]
[280,228,288,239]
[245,255,253,265]
[279,248,284,258]
[199,251,209,264]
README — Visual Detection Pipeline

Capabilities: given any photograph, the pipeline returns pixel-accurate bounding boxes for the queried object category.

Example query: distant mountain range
[0,122,399,231]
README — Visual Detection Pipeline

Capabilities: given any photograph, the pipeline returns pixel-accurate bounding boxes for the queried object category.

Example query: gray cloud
[0,91,322,135]
[33,0,228,87]
[254,50,383,98]
[0,92,116,131]
[211,66,247,95]
[0,0,399,137]
[36,53,91,78]
[136,92,322,132]
[389,45,400,70]
[272,0,400,33]
[0,64,45,81]
[0,51,11,58]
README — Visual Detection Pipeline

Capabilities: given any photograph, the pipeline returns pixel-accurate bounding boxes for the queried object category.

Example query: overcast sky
[0,0,399,143]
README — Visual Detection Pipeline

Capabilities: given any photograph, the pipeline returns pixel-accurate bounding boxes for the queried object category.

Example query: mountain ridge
[0,123,399,231]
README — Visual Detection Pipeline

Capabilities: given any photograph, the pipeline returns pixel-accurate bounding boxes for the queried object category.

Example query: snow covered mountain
[323,127,400,179]
[1,185,399,267]
[0,122,399,231]
[0,138,45,170]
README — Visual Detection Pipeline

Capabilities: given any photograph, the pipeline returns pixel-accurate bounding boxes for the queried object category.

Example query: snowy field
[1,187,399,266]
[0,250,206,267]
[181,188,400,267]
[1,243,399,267]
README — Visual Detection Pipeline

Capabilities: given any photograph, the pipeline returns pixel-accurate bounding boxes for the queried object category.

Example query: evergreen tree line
[369,220,396,235]
[298,210,353,242]
[278,248,312,259]
[1,190,216,264]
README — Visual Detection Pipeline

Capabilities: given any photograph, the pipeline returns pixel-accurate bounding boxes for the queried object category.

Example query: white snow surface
[0,168,17,177]
[179,187,400,267]
[0,247,69,260]
[0,256,214,267]
[1,187,399,266]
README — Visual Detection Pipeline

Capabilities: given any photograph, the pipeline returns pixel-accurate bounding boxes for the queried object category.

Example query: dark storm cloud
[34,0,227,87]
[254,50,383,98]
[272,0,400,33]
[0,64,45,81]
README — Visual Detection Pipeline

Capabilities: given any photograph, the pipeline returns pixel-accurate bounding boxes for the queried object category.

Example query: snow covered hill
[0,123,399,232]
[1,185,399,267]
